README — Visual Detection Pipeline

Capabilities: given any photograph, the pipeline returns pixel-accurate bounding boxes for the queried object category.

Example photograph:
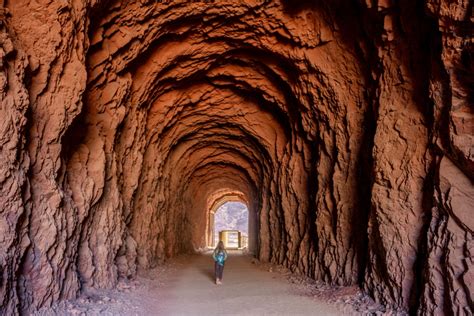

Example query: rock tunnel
[0,0,472,314]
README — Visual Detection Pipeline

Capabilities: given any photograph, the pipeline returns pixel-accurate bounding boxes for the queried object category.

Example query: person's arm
[224,250,228,261]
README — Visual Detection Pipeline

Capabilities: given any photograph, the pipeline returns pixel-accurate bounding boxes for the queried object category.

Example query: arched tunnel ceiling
[0,0,472,315]
[209,191,249,213]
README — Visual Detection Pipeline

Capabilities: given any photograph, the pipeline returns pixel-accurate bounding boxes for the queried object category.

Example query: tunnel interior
[0,0,472,315]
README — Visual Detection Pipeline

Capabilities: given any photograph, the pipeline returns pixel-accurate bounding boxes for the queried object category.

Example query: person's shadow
[198,265,215,282]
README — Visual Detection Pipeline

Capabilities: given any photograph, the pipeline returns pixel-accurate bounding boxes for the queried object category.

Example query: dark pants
[215,262,224,280]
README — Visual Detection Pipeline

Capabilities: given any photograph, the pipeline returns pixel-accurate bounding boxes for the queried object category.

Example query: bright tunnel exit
[213,202,249,249]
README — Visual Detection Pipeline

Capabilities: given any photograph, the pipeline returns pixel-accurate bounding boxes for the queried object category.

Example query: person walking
[212,241,228,285]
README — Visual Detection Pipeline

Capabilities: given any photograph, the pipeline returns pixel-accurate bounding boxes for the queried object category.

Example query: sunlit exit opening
[213,201,249,249]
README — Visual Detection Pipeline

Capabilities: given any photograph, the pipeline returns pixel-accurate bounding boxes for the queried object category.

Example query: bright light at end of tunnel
[213,202,249,249]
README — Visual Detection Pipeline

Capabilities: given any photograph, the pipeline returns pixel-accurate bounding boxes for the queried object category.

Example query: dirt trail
[36,252,385,315]
[147,252,340,315]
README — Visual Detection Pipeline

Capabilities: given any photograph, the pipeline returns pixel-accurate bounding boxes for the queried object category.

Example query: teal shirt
[212,249,228,266]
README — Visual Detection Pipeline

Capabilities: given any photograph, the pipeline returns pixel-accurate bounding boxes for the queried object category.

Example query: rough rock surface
[0,0,472,314]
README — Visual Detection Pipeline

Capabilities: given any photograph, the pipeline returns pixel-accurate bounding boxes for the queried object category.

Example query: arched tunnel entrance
[208,195,251,250]
[1,0,472,315]
[212,201,249,249]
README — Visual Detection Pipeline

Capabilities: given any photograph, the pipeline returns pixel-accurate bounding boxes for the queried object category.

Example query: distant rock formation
[214,202,249,237]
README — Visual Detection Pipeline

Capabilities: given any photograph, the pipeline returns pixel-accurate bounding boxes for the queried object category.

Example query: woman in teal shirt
[212,241,228,285]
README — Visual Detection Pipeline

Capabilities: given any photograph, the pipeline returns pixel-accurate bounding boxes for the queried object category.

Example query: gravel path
[36,252,391,315]
[145,252,340,315]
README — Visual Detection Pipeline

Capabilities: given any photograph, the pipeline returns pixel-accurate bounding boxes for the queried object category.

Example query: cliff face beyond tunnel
[0,0,472,314]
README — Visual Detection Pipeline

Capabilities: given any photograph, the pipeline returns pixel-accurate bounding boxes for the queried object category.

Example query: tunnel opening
[212,201,249,249]
[205,190,257,254]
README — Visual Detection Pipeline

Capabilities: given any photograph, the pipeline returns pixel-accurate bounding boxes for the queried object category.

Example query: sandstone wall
[0,0,472,314]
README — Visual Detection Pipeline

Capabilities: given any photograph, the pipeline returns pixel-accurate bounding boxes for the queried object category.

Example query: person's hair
[216,240,225,251]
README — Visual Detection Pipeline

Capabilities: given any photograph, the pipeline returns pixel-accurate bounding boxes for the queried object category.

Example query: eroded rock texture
[0,0,472,314]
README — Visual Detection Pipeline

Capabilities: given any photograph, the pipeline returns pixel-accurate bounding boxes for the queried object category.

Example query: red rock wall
[0,0,472,314]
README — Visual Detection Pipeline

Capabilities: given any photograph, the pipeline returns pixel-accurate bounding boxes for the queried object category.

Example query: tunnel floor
[35,253,389,315]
